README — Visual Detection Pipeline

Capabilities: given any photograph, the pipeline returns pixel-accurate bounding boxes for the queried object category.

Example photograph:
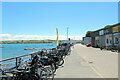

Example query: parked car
[86,44,92,47]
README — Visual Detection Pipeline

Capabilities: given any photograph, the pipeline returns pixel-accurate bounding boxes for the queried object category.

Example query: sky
[0,2,118,40]
[1,0,119,2]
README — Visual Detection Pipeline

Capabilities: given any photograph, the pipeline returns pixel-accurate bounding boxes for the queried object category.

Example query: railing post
[31,54,33,60]
[16,58,18,67]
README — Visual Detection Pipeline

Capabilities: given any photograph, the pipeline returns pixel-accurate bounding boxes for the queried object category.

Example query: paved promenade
[55,44,118,78]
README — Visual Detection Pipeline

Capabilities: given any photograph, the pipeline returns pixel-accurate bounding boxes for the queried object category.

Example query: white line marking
[88,63,104,78]
[76,51,105,79]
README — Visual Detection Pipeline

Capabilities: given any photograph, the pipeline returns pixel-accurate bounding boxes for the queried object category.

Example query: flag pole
[56,28,59,46]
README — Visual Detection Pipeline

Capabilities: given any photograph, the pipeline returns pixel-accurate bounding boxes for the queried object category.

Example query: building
[112,24,120,50]
[90,31,99,47]
[83,23,120,51]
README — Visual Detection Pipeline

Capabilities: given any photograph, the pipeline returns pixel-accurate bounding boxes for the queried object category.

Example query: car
[86,44,92,47]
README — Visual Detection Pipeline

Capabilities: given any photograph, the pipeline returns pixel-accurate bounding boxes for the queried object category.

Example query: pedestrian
[100,47,103,50]
[72,43,74,48]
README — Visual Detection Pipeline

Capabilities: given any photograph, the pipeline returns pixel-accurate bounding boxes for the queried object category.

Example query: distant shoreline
[0,40,56,44]
[0,42,55,44]
[0,40,80,44]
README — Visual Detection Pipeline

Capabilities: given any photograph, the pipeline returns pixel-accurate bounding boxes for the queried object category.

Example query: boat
[24,48,35,50]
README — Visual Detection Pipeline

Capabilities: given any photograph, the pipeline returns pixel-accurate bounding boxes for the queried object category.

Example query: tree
[104,25,111,28]
[85,31,92,37]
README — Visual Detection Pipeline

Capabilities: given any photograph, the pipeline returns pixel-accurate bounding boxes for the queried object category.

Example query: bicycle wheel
[58,59,64,66]
[40,67,54,80]
[32,74,40,80]
[19,73,39,80]
[1,77,7,80]
[50,63,57,73]
[40,68,48,80]
[1,75,14,80]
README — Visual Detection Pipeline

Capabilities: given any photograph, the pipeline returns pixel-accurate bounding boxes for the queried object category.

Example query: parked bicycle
[1,42,72,80]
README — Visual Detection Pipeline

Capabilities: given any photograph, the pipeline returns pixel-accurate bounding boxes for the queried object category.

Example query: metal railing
[0,51,40,70]
[0,48,51,70]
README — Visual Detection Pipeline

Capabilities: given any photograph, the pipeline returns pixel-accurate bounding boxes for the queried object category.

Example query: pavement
[55,44,118,78]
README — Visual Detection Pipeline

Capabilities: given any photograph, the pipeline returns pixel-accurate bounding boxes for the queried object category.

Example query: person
[118,48,120,53]
[100,47,103,50]
[72,43,74,48]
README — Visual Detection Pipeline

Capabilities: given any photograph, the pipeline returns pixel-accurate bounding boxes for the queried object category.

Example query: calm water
[0,43,57,60]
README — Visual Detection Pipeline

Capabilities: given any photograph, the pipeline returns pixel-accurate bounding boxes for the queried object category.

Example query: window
[115,37,119,44]
[106,39,109,44]
[110,40,112,44]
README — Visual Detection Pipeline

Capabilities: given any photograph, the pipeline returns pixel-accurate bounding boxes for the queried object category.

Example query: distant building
[82,37,91,45]
[90,30,99,47]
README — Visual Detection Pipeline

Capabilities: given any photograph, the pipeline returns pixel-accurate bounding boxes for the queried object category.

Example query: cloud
[0,34,84,41]
[0,34,12,37]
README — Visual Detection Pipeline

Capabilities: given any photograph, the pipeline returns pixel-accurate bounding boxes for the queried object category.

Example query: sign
[113,25,120,33]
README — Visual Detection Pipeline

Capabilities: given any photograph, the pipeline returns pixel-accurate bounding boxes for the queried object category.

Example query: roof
[91,23,120,33]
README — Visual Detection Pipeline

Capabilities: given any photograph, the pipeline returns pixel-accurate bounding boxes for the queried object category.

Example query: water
[0,43,57,60]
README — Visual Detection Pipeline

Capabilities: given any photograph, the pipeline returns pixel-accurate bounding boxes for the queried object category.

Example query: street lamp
[67,27,69,40]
